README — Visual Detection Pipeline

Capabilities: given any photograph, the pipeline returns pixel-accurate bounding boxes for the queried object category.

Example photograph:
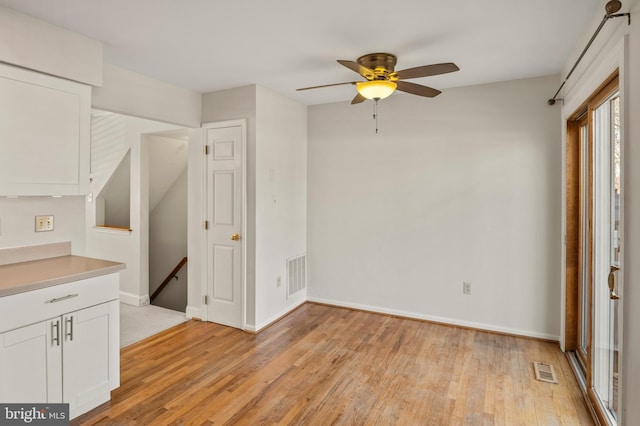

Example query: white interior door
[205,122,245,329]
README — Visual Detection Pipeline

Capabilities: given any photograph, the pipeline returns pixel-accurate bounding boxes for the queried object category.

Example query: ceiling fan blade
[396,81,441,98]
[296,81,358,91]
[394,62,459,80]
[337,60,375,80]
[351,93,366,104]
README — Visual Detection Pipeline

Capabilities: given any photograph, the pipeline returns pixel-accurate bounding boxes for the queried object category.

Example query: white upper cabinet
[0,62,90,196]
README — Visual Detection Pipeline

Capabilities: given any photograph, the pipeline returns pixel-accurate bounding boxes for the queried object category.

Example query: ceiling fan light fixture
[356,80,397,100]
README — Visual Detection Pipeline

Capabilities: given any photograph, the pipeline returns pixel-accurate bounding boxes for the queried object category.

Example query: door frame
[200,119,247,328]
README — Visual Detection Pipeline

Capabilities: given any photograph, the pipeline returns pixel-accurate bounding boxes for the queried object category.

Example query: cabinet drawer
[0,274,118,333]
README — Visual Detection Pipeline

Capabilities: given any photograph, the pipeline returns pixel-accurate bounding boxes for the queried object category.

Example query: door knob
[609,265,620,300]
[231,233,240,241]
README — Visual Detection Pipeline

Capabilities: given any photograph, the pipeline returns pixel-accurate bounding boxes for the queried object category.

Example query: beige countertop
[0,255,125,297]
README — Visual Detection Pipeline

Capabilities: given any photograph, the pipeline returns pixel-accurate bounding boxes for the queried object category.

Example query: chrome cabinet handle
[51,320,60,346]
[46,294,78,304]
[65,316,74,341]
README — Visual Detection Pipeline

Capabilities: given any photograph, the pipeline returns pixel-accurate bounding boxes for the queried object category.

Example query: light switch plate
[35,215,54,232]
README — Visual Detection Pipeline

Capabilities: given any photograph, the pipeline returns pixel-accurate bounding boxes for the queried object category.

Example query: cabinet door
[62,301,119,419]
[0,62,90,196]
[0,318,63,403]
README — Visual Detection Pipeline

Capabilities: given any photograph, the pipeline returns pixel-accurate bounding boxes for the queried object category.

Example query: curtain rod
[548,0,630,105]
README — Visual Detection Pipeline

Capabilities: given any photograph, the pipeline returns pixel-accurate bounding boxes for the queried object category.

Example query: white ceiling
[0,0,604,105]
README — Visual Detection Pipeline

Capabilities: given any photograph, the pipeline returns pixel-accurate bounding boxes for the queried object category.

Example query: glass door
[566,73,622,426]
[592,91,621,422]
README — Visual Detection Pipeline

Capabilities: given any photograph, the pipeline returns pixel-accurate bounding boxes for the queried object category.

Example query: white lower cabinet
[63,301,119,417]
[0,274,120,419]
[0,318,63,404]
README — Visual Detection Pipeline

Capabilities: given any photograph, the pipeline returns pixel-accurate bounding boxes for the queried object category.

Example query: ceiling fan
[297,53,459,104]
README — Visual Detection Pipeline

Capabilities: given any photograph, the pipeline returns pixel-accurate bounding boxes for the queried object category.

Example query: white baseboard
[247,299,307,333]
[183,294,558,341]
[119,291,149,307]
[186,305,203,320]
[307,296,559,341]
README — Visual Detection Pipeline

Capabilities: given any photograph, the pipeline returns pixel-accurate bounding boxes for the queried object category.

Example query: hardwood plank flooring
[73,303,593,425]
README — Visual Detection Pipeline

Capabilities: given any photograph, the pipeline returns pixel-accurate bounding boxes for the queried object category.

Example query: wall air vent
[287,254,307,298]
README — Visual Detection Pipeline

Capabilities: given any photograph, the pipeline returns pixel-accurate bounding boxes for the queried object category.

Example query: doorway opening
[88,110,189,312]
[145,132,189,313]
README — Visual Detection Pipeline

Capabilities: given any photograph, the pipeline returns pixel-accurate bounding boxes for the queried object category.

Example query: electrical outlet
[276,276,282,288]
[35,215,54,232]
[463,282,472,295]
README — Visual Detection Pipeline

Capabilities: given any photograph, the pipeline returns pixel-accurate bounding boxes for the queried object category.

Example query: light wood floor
[73,303,593,425]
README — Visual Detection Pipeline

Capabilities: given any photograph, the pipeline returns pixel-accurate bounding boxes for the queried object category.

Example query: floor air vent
[287,254,306,298]
[533,362,558,384]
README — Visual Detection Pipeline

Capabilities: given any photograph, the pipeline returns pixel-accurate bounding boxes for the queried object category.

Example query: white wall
[558,0,639,423]
[0,5,102,86]
[0,196,85,253]
[254,85,307,329]
[148,136,188,211]
[99,151,131,228]
[92,63,201,128]
[307,75,561,339]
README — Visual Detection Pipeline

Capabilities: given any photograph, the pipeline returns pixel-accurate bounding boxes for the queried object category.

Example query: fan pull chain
[373,99,379,134]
